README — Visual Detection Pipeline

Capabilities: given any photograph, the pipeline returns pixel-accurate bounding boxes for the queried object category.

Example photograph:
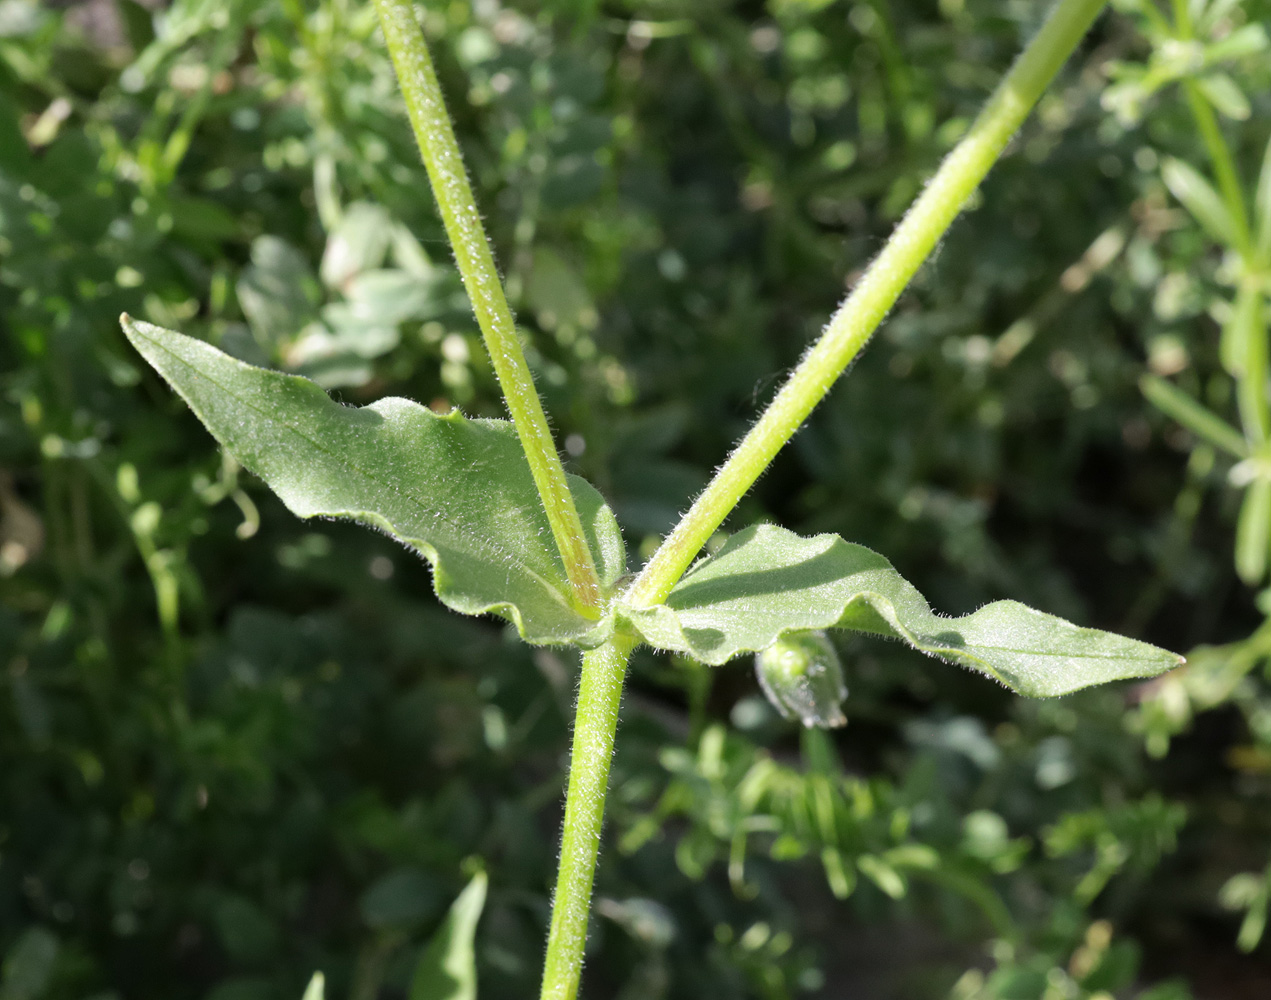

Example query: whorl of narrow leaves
[619,524,1183,698]
[120,316,625,647]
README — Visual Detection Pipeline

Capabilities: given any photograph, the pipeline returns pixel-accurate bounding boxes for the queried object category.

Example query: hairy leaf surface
[122,316,624,646]
[619,525,1182,696]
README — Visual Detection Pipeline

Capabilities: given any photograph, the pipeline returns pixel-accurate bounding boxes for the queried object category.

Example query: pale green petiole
[372,0,603,613]
[627,0,1112,609]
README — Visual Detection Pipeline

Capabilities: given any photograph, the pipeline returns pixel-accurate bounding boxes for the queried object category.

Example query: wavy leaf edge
[616,524,1184,697]
[121,315,622,649]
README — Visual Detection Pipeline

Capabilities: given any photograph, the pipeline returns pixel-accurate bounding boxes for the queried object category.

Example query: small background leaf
[410,872,487,1000]
[0,928,58,1000]
[1162,157,1237,246]
[1195,73,1250,121]
[360,868,445,930]
[1256,131,1271,263]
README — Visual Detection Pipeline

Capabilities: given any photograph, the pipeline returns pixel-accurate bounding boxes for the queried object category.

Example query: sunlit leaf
[321,201,394,289]
[619,525,1182,697]
[121,316,624,646]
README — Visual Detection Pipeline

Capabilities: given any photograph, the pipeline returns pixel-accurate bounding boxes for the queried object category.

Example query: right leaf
[618,524,1182,697]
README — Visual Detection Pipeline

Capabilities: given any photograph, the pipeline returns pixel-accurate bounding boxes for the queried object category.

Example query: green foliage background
[2,0,1270,997]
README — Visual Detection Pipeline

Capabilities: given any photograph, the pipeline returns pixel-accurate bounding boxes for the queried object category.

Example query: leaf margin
[120,314,625,648]
[617,523,1184,698]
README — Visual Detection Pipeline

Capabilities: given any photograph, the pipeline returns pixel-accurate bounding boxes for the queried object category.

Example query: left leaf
[121,316,624,646]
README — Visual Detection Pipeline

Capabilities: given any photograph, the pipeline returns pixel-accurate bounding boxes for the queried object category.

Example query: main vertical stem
[373,0,602,612]
[540,635,636,1000]
[626,0,1110,608]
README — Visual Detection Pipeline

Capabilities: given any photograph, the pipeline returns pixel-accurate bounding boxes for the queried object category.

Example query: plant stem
[540,634,636,1000]
[626,0,1110,608]
[1181,80,1253,256]
[373,0,602,613]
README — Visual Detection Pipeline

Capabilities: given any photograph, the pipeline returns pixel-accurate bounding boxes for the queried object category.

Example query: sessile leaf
[121,316,624,647]
[618,524,1182,697]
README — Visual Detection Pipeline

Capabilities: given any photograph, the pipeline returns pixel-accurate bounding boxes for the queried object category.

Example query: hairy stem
[626,0,1110,608]
[540,635,637,1000]
[373,0,602,612]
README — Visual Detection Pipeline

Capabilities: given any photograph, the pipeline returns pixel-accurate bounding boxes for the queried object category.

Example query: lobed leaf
[121,316,625,647]
[618,524,1182,697]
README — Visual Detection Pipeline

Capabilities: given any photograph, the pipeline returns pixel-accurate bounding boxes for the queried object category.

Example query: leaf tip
[119,312,155,349]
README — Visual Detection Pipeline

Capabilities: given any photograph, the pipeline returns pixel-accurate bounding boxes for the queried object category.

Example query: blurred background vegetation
[3,0,1271,997]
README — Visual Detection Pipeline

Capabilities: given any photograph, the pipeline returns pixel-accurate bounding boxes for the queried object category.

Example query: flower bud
[755,630,847,729]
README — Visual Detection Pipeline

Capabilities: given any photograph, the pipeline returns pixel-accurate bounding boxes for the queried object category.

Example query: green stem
[1170,0,1252,256]
[540,635,636,1000]
[627,0,1110,607]
[1181,80,1253,256]
[373,0,602,612]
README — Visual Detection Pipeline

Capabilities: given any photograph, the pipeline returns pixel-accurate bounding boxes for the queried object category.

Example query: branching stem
[373,0,602,612]
[626,0,1111,608]
[374,2,1116,998]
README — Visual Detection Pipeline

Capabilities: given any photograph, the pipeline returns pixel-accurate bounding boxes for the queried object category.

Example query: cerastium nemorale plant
[120,0,1182,996]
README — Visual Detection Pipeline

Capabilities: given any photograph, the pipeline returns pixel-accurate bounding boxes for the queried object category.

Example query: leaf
[236,236,321,351]
[1139,374,1247,457]
[300,973,324,1000]
[1255,131,1271,264]
[1195,73,1250,121]
[618,525,1182,697]
[1220,284,1261,379]
[1161,157,1237,246]
[342,269,444,327]
[321,201,394,289]
[1203,23,1268,64]
[410,872,487,1000]
[1231,290,1270,445]
[1235,478,1271,586]
[121,316,625,646]
[1,927,58,1000]
[360,868,444,929]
